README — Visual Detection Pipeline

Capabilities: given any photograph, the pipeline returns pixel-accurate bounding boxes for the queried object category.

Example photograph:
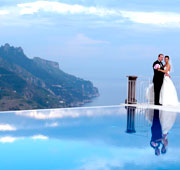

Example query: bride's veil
[169,58,174,73]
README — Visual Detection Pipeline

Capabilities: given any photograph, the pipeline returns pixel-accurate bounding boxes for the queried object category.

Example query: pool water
[0,105,180,170]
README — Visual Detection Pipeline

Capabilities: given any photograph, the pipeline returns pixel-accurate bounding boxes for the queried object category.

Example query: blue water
[0,106,180,170]
[83,77,127,106]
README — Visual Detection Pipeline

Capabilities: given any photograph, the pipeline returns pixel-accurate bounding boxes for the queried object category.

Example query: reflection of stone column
[126,107,136,134]
[125,76,138,104]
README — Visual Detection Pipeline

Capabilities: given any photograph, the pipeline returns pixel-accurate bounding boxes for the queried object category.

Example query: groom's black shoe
[155,103,162,106]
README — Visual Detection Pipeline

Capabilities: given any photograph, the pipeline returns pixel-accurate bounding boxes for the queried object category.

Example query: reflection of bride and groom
[147,109,177,156]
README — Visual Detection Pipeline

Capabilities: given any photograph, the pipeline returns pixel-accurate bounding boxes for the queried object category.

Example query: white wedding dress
[146,67,179,106]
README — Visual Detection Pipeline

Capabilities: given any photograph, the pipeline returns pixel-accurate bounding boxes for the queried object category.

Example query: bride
[147,56,179,106]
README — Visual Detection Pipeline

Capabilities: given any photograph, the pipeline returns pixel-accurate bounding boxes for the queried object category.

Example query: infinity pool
[0,105,180,170]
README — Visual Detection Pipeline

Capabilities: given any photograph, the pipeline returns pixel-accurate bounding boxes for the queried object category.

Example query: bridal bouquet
[154,64,160,69]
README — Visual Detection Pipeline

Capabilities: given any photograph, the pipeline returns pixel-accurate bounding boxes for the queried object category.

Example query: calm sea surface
[0,106,180,170]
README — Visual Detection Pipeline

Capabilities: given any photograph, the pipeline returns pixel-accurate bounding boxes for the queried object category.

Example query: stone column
[125,76,138,104]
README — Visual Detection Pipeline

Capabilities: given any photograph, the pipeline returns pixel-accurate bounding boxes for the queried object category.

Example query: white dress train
[159,73,179,106]
[146,69,179,106]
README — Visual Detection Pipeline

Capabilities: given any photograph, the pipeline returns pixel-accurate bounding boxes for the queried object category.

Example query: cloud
[45,122,59,127]
[31,135,48,140]
[79,147,180,170]
[17,1,117,16]
[14,105,125,120]
[15,1,180,27]
[0,136,23,143]
[121,11,180,26]
[68,34,109,45]
[0,135,48,143]
[0,136,16,143]
[0,10,9,15]
[1,1,180,28]
[0,124,16,131]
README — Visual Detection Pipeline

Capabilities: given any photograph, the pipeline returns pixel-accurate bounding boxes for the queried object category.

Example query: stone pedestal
[125,76,138,104]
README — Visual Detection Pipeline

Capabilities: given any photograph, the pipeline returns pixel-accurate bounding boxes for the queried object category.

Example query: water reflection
[126,106,177,156]
[0,106,179,169]
[0,107,177,153]
[148,109,177,156]
[126,107,136,133]
[145,108,177,156]
[150,109,163,156]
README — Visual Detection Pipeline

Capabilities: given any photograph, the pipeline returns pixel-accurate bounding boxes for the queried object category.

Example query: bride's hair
[165,56,170,60]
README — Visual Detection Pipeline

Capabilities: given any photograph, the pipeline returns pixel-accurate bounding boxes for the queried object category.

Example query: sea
[59,57,180,107]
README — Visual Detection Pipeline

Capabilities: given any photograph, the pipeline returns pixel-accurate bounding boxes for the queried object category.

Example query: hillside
[0,43,99,110]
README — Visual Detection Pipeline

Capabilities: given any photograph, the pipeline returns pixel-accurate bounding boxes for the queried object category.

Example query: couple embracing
[147,54,179,106]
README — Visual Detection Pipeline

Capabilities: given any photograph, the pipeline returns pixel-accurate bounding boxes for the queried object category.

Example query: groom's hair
[158,54,164,58]
[165,56,169,59]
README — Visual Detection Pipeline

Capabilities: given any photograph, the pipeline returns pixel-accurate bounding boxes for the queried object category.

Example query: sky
[0,0,180,80]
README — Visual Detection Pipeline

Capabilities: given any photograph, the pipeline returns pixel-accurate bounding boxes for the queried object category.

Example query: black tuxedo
[153,60,164,105]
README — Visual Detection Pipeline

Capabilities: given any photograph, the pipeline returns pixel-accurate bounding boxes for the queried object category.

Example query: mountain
[0,43,99,111]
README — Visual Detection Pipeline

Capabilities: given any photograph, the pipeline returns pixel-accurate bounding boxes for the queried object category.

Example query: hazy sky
[0,0,180,78]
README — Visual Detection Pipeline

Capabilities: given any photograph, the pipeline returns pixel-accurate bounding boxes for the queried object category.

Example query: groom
[153,54,164,105]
